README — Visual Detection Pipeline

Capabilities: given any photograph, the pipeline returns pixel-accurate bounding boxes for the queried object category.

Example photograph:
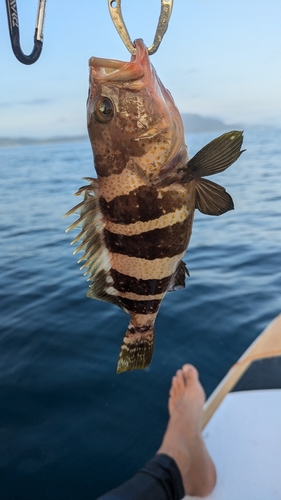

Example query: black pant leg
[96,453,185,500]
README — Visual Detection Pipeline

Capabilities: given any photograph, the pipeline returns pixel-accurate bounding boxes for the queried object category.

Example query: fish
[65,38,244,373]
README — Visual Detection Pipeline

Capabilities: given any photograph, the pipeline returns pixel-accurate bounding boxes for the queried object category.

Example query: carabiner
[108,0,173,55]
[5,0,47,65]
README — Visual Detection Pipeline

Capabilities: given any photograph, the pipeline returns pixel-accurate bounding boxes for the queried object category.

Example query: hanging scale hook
[108,0,173,55]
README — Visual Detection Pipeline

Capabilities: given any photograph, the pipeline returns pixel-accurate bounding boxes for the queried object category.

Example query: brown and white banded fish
[66,39,244,373]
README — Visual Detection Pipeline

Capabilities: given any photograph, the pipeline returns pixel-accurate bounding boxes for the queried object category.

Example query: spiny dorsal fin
[65,178,126,309]
[187,130,244,179]
[195,178,234,215]
[168,260,189,291]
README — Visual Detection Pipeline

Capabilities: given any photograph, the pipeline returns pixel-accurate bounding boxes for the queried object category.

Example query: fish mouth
[88,56,143,81]
[89,39,151,83]
[89,60,143,84]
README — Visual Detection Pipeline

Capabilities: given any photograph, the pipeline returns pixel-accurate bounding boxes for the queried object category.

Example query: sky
[0,0,281,138]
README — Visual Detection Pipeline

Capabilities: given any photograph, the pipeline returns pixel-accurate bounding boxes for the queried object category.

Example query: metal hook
[5,0,47,65]
[108,0,173,55]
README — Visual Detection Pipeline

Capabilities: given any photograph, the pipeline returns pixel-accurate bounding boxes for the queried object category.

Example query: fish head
[87,39,188,179]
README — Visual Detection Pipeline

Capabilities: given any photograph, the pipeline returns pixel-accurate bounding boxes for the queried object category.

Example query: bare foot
[157,364,216,497]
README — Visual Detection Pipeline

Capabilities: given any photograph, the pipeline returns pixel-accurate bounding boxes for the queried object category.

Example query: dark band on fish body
[128,324,153,334]
[119,297,161,314]
[110,268,172,295]
[99,185,185,224]
[104,219,190,260]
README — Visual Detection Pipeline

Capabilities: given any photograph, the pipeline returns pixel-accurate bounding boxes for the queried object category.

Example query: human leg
[96,453,184,500]
[157,364,216,497]
[97,365,216,499]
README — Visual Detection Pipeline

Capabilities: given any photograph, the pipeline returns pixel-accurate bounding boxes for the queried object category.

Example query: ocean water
[0,129,280,499]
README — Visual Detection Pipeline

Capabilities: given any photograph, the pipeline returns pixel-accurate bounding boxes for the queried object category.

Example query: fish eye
[93,97,114,123]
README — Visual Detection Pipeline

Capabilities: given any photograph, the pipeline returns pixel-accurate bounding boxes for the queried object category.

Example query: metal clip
[5,0,47,65]
[108,0,173,55]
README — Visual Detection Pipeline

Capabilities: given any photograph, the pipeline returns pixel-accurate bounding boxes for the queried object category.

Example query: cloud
[0,99,54,108]
[21,99,54,106]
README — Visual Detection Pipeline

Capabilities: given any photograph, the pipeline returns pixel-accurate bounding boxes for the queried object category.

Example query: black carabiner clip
[5,0,47,65]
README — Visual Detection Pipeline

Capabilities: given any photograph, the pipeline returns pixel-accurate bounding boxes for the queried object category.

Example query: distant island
[0,113,275,148]
[0,135,88,148]
[181,113,241,133]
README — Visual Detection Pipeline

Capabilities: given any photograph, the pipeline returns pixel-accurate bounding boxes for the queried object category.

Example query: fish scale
[66,39,244,373]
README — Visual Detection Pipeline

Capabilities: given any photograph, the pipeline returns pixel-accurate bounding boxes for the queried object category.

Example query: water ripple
[0,131,280,499]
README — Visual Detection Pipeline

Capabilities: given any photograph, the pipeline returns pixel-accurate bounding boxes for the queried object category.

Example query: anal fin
[195,178,234,215]
[168,260,189,292]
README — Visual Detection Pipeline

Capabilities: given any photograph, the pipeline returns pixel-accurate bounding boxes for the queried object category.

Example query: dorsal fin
[65,178,126,311]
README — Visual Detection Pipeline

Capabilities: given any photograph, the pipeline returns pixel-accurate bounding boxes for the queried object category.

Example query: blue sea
[0,129,280,499]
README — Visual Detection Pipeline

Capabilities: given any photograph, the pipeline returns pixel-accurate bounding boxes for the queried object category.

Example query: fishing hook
[108,0,173,55]
[5,0,47,65]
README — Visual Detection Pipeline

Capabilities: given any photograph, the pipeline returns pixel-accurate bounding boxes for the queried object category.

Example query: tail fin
[117,327,154,373]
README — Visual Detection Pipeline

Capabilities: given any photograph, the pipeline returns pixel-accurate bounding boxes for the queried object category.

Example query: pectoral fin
[195,178,234,215]
[155,131,244,188]
[187,130,244,179]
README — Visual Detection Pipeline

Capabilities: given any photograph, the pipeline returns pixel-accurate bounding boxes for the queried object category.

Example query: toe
[170,371,184,398]
[182,364,198,379]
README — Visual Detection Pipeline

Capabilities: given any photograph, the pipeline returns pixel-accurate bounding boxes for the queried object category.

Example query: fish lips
[88,39,156,88]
